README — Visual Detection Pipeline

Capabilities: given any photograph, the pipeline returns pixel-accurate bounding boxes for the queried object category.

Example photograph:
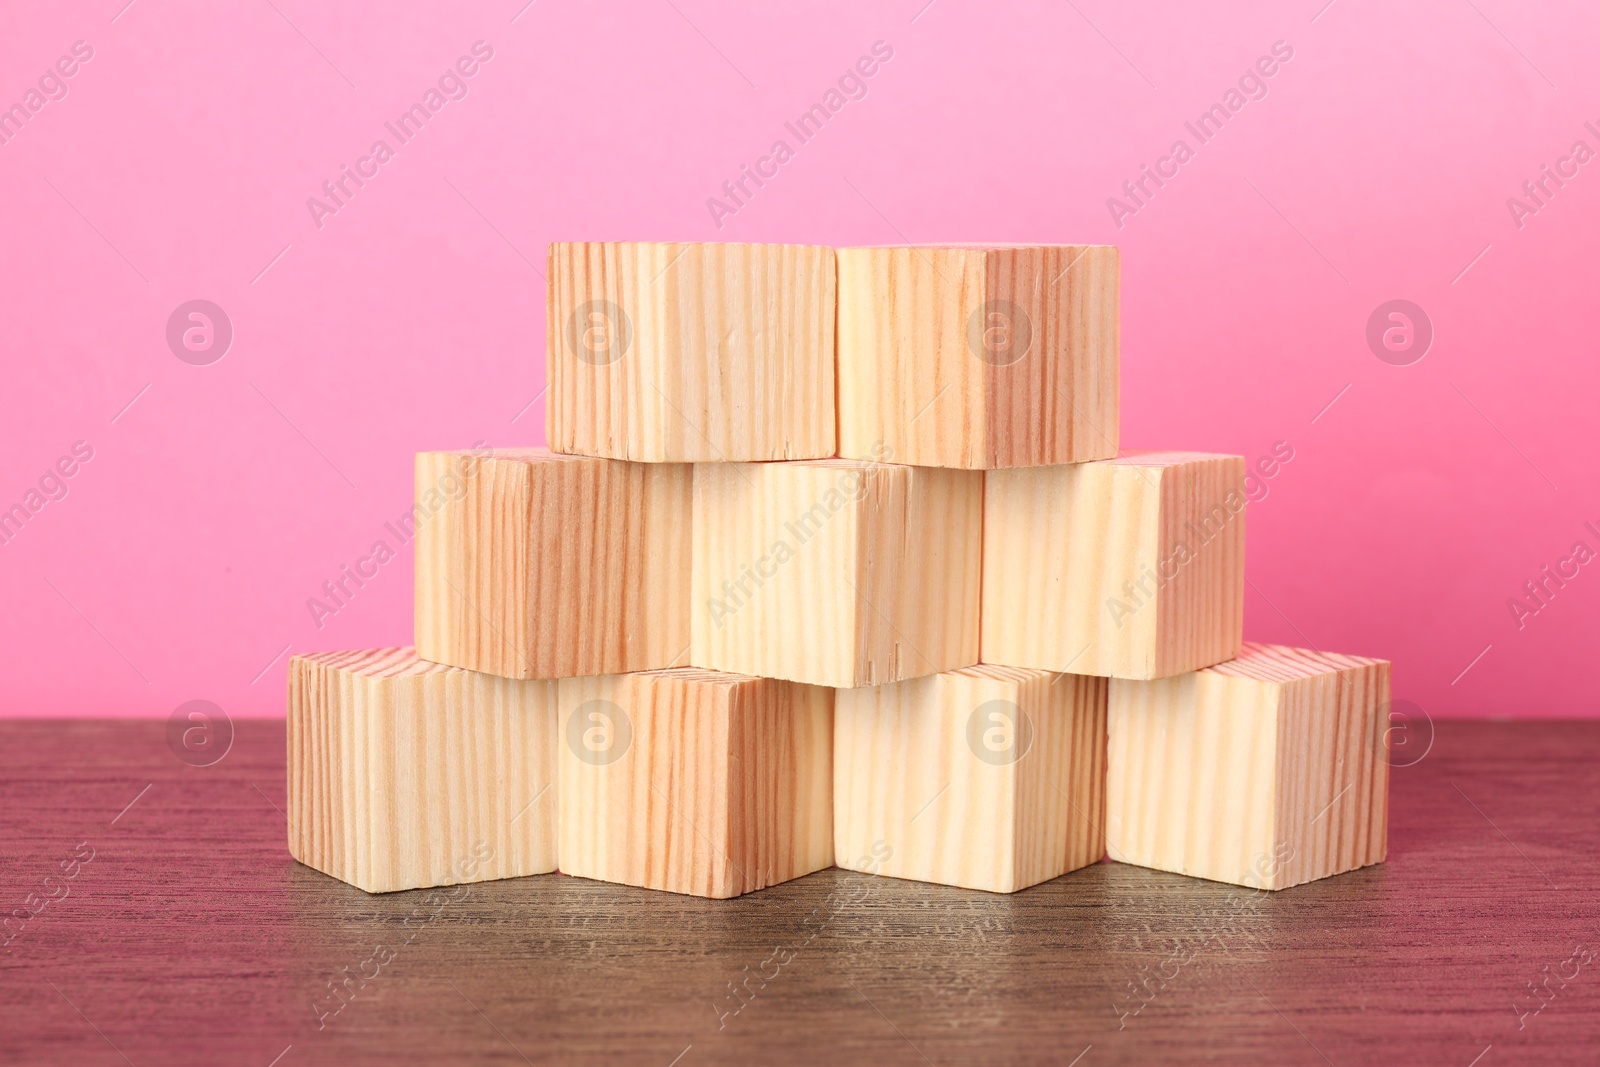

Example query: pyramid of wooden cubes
[285,240,1391,898]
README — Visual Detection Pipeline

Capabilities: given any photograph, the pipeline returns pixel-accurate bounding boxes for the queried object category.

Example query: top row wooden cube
[546,242,1119,468]
[838,245,1119,468]
[547,242,835,463]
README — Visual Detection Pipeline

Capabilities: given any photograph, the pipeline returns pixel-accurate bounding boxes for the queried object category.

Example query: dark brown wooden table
[1,719,1596,1065]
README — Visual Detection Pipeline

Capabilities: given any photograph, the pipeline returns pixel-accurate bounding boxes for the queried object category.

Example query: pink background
[1,1,1595,719]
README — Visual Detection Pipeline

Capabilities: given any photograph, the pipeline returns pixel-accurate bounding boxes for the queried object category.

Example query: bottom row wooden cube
[1106,642,1390,890]
[287,648,557,894]
[286,642,1389,900]
[558,668,834,898]
[833,666,1108,894]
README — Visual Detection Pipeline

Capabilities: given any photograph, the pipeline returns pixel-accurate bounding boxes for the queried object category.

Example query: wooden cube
[547,241,836,462]
[557,669,833,898]
[836,244,1119,469]
[691,459,983,688]
[1107,643,1391,890]
[834,666,1107,894]
[982,451,1245,680]
[287,648,558,894]
[414,448,691,680]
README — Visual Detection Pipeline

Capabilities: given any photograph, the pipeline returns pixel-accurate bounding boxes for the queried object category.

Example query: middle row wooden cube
[691,459,983,688]
[415,449,1242,686]
[414,447,692,680]
[691,451,1244,684]
[983,452,1246,680]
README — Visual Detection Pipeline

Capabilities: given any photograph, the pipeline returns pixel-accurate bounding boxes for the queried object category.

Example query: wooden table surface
[0,718,1596,1066]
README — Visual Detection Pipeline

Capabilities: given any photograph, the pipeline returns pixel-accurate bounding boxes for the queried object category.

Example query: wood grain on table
[0,719,1596,1066]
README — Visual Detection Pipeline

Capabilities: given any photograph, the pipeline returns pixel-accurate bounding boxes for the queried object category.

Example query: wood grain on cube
[287,648,558,894]
[837,245,1119,469]
[1107,643,1391,890]
[547,241,836,462]
[558,669,833,898]
[414,448,691,680]
[691,459,982,688]
[982,451,1245,680]
[834,666,1107,893]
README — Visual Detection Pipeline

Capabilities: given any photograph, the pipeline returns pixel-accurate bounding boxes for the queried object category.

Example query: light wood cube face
[690,459,983,688]
[557,669,833,898]
[836,245,1119,469]
[287,648,558,894]
[546,241,836,462]
[833,666,1107,894]
[982,451,1246,680]
[414,448,691,681]
[1107,643,1391,890]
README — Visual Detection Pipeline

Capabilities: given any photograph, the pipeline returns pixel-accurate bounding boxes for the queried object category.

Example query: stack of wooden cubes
[286,242,1391,898]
